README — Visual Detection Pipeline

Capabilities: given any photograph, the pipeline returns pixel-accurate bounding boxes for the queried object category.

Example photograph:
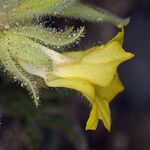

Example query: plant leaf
[11,26,84,47]
[61,3,130,27]
[7,1,129,28]
[11,0,77,19]
[3,31,50,66]
[0,36,44,107]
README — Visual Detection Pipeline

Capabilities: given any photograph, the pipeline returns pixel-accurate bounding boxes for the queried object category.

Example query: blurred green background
[0,0,150,150]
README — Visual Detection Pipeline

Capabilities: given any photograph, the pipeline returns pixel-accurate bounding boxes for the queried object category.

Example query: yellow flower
[44,29,134,131]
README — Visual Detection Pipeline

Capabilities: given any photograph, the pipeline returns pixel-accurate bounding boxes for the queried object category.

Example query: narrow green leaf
[11,0,77,19]
[10,26,84,47]
[0,34,50,106]
[6,1,129,28]
[0,43,40,107]
[61,3,130,27]
[3,31,50,66]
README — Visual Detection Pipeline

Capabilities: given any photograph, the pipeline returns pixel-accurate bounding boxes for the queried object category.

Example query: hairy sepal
[61,3,130,27]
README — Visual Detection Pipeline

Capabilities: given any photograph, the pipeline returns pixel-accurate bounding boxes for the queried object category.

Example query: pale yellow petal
[45,76,95,104]
[110,28,124,45]
[86,97,111,131]
[63,51,86,59]
[44,27,133,131]
[96,99,111,131]
[52,42,133,87]
[45,73,112,131]
[81,41,133,64]
[64,28,124,58]
[96,73,124,102]
[87,73,124,130]
[86,104,99,130]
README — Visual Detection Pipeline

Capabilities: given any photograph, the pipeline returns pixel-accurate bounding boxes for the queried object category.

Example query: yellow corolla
[45,29,134,131]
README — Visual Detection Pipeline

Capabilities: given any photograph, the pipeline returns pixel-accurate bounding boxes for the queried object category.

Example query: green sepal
[11,0,77,19]
[61,3,130,27]
[10,26,84,47]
